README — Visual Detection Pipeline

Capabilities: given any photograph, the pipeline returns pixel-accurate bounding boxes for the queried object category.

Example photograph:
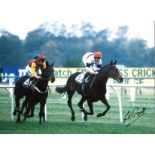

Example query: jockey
[76,51,102,83]
[28,55,46,79]
[24,55,46,88]
[33,53,40,59]
[82,51,102,75]
[25,53,40,75]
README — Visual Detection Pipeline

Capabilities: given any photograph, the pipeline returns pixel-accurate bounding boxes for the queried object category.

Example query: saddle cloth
[75,73,85,83]
[23,78,38,90]
[75,73,89,84]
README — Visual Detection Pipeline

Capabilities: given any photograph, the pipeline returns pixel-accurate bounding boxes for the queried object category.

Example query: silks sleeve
[31,62,38,78]
[43,62,46,69]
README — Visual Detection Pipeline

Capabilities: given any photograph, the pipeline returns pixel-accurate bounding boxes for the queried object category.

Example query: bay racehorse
[13,61,55,124]
[56,60,123,121]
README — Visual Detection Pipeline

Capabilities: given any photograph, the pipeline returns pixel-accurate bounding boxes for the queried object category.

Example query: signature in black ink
[123,107,146,127]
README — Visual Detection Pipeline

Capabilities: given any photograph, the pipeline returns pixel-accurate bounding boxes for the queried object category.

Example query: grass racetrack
[0,87,155,134]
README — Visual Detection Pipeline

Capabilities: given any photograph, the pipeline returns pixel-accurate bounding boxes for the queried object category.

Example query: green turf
[0,88,155,134]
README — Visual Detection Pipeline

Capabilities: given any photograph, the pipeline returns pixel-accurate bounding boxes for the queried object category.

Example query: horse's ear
[51,62,54,67]
[110,60,113,65]
[114,60,117,65]
[45,60,49,65]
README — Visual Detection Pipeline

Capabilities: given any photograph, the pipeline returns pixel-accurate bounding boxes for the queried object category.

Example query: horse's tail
[55,86,67,94]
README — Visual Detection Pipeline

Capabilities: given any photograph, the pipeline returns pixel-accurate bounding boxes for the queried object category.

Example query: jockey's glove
[36,76,42,79]
[94,71,98,75]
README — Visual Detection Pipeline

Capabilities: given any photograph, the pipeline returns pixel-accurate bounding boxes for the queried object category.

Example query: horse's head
[99,60,123,83]
[107,60,123,83]
[41,61,55,83]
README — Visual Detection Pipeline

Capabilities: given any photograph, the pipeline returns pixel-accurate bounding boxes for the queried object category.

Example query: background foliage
[0,22,154,67]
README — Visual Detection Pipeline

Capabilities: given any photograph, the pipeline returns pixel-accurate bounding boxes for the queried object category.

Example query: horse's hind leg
[67,90,75,121]
[78,96,86,110]
[77,96,87,121]
[97,96,110,117]
[87,101,94,115]
[79,99,94,121]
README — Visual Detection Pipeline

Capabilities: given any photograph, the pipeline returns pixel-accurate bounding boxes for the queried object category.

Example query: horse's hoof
[83,115,87,121]
[97,113,102,117]
[19,110,23,114]
[13,112,16,116]
[16,118,21,123]
[80,109,85,113]
[27,114,34,118]
[71,116,75,121]
[22,117,26,122]
[81,112,87,121]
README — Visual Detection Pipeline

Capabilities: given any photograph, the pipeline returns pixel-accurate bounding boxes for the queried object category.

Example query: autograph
[123,107,146,127]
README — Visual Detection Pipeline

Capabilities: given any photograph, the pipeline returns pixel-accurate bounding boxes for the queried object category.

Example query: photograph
[0,0,154,135]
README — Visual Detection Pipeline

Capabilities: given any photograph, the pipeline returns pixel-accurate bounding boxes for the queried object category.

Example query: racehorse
[13,61,55,124]
[56,60,123,121]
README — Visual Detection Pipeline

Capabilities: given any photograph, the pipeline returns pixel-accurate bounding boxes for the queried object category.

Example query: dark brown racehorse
[13,61,55,124]
[56,60,123,121]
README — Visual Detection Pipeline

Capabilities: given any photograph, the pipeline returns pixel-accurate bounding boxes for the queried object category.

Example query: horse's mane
[41,61,54,80]
[98,60,117,76]
[99,64,110,75]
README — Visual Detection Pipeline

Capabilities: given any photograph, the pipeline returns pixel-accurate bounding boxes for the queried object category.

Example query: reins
[89,74,97,88]
[89,65,111,88]
[31,84,49,94]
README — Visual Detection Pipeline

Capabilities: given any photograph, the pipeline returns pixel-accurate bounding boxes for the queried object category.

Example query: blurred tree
[0,22,154,67]
[63,57,82,67]
[24,27,54,52]
[0,31,23,67]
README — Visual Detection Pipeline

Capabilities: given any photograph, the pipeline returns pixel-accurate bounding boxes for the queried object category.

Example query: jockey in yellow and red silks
[23,55,47,88]
[28,55,46,79]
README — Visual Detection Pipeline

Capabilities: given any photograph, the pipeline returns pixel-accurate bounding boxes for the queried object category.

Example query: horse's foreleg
[87,100,94,115]
[39,102,46,124]
[67,91,75,121]
[13,97,19,116]
[97,97,110,117]
[13,97,22,123]
[20,99,27,115]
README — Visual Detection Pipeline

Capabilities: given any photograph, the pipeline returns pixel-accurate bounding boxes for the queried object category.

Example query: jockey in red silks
[76,51,103,83]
